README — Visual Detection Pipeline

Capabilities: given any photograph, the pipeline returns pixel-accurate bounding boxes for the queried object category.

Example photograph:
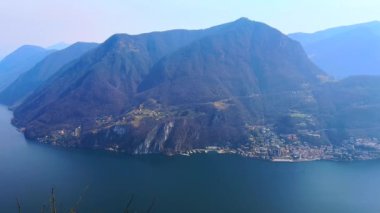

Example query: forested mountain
[9,18,380,159]
[0,42,98,106]
[0,45,54,91]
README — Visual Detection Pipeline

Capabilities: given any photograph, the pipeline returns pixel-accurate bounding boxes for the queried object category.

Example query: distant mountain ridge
[0,42,98,106]
[0,45,54,91]
[289,21,380,78]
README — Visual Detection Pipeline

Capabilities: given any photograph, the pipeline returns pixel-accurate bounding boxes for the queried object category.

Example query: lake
[1,105,380,213]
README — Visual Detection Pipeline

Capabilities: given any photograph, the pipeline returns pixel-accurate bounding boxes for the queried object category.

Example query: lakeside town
[32,119,380,162]
[180,126,380,162]
[181,139,380,162]
[26,105,380,162]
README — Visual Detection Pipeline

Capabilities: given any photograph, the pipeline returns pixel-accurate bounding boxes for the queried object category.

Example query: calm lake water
[1,105,380,213]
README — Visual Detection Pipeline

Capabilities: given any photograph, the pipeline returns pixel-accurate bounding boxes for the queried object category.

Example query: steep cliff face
[13,18,331,154]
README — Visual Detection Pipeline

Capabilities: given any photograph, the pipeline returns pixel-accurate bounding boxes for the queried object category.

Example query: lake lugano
[1,105,380,213]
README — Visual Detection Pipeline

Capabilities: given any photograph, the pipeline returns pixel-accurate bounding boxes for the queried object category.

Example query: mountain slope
[139,19,323,105]
[0,42,98,106]
[314,75,380,143]
[289,21,380,78]
[12,18,329,154]
[0,45,54,91]
[13,29,211,134]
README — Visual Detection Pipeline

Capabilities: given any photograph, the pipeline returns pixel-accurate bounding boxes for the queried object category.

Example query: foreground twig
[146,197,156,213]
[41,204,46,213]
[124,194,135,213]
[50,188,57,213]
[16,198,21,213]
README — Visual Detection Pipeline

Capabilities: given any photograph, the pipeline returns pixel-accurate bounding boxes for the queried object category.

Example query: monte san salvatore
[2,18,380,162]
[3,1,380,212]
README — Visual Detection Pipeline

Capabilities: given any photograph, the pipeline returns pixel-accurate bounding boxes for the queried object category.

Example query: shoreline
[5,104,380,163]
[23,136,380,162]
[12,135,380,162]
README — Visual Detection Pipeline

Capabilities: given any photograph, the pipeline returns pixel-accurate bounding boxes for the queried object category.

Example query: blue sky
[1,0,380,58]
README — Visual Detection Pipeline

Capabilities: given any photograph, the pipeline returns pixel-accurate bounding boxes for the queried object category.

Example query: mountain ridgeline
[290,21,380,78]
[0,45,55,91]
[0,42,98,106]
[5,18,380,159]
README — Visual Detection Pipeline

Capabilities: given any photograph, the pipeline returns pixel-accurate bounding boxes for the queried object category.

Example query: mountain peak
[206,17,269,35]
[230,17,256,26]
[16,45,46,52]
[0,44,54,91]
[104,34,132,43]
[101,33,134,51]
[1,45,48,65]
[234,17,251,22]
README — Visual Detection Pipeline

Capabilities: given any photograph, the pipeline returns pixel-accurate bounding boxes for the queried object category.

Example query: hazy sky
[1,0,380,58]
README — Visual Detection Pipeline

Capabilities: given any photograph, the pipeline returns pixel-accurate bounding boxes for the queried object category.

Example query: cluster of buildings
[239,126,380,161]
[182,126,380,162]
[34,107,380,162]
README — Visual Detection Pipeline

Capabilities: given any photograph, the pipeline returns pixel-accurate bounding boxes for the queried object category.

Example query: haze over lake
[1,105,380,212]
